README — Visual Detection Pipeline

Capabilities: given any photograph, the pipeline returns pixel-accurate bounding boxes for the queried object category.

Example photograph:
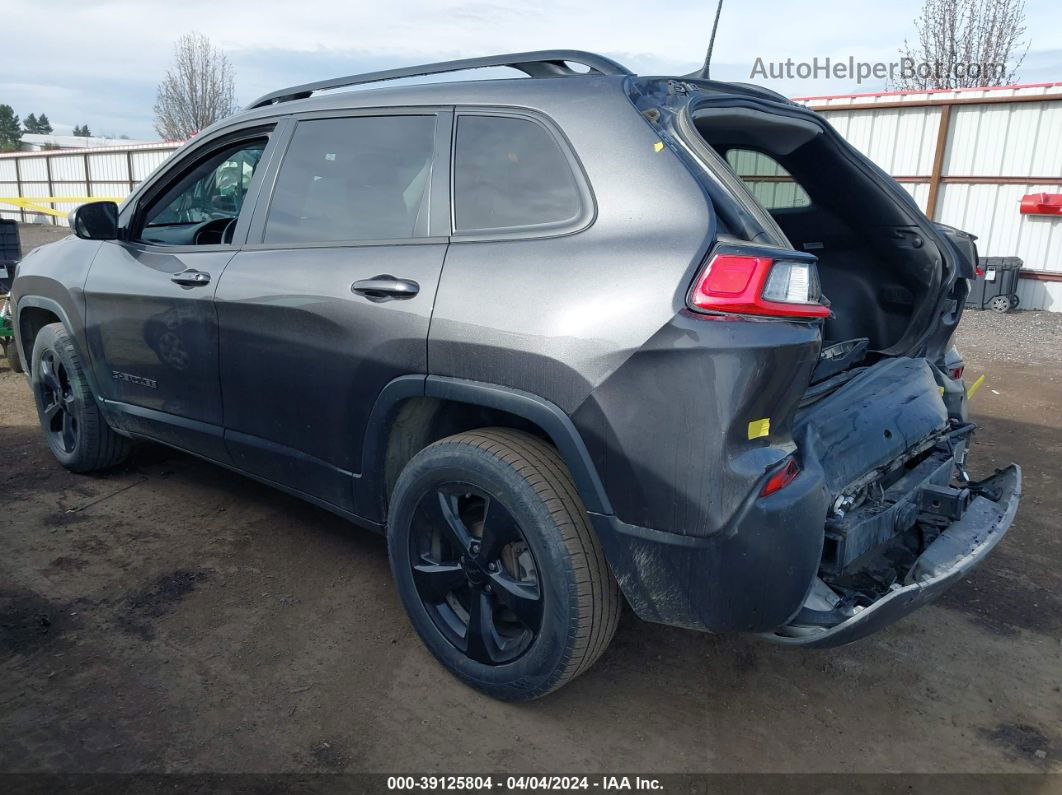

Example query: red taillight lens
[975,266,986,277]
[949,365,965,380]
[761,458,800,497]
[689,254,830,318]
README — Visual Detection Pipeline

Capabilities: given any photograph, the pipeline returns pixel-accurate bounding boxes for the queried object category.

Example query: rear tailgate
[796,357,949,500]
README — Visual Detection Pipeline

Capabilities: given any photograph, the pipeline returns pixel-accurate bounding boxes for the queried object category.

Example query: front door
[215,111,452,513]
[84,125,280,460]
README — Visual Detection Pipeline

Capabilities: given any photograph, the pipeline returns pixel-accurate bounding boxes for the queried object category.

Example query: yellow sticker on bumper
[747,418,771,439]
[653,141,664,152]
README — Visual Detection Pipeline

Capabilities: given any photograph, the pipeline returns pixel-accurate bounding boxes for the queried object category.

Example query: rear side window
[264,115,437,244]
[453,115,582,234]
[725,149,811,210]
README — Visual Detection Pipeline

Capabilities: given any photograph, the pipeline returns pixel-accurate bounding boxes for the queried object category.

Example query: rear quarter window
[453,114,584,235]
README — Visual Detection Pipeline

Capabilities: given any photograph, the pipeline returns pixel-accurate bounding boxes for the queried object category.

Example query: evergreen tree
[0,105,22,151]
[23,112,39,133]
[37,113,53,134]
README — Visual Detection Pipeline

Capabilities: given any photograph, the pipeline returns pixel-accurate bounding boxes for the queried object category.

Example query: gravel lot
[956,309,1062,365]
[1,224,1060,775]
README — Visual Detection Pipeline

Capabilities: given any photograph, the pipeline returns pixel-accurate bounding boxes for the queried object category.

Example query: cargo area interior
[692,106,946,368]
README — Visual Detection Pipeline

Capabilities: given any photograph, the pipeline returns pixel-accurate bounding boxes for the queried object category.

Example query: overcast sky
[4,0,1062,139]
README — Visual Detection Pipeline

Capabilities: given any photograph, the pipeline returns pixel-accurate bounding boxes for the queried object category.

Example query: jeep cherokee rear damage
[11,51,1019,699]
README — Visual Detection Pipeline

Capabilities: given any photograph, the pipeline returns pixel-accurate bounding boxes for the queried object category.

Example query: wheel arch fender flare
[14,295,104,399]
[357,374,614,522]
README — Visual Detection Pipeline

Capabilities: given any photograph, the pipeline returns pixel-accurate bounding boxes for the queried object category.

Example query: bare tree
[892,0,1029,90]
[153,32,238,141]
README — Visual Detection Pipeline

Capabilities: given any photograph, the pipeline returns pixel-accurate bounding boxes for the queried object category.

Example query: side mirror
[70,201,119,241]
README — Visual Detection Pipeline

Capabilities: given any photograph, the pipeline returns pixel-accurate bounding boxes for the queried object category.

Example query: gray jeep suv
[10,51,1021,700]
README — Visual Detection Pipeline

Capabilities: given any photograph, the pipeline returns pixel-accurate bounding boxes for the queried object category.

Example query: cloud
[4,0,1061,137]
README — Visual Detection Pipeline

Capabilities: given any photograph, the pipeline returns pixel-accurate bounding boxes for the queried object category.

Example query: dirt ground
[1,224,1060,774]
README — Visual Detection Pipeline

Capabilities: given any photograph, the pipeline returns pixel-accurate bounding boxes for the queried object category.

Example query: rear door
[85,122,283,461]
[214,109,451,512]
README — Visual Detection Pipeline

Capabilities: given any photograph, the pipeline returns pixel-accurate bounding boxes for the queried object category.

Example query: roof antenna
[698,0,725,79]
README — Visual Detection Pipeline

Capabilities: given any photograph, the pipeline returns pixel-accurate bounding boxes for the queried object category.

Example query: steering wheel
[221,218,238,245]
[193,217,237,245]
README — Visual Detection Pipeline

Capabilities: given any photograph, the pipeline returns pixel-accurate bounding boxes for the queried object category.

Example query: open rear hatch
[627,77,1021,643]
[769,356,1021,646]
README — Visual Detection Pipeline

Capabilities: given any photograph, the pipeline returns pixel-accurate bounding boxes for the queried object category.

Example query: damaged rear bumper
[765,464,1021,647]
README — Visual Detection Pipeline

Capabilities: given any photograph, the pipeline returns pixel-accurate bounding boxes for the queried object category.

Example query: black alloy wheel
[30,322,130,472]
[410,484,543,665]
[36,348,79,454]
[388,428,621,700]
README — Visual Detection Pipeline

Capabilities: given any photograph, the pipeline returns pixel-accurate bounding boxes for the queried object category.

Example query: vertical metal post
[45,154,56,226]
[126,150,136,193]
[13,156,26,223]
[926,104,953,221]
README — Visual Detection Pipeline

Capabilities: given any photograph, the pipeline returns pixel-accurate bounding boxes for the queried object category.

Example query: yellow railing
[0,197,124,219]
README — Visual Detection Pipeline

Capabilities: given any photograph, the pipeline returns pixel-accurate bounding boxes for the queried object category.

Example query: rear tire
[387,428,620,701]
[30,323,130,472]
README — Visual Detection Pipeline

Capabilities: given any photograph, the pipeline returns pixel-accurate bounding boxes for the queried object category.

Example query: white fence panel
[50,154,88,182]
[17,157,48,182]
[131,149,175,180]
[85,152,130,183]
[0,143,180,225]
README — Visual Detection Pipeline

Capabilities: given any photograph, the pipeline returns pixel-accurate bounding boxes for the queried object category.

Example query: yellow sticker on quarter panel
[747,418,770,439]
[653,141,664,152]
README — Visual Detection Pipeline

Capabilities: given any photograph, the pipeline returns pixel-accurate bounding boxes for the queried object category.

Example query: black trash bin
[0,219,20,294]
[966,256,1022,313]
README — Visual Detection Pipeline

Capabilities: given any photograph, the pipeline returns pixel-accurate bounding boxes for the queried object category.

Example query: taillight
[761,457,800,497]
[949,365,965,380]
[688,254,830,318]
[975,266,985,277]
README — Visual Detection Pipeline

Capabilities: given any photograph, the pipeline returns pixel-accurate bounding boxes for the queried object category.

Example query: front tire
[388,428,620,701]
[30,323,130,472]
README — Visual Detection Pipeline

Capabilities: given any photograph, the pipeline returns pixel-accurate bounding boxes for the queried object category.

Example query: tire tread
[32,323,130,472]
[423,427,620,697]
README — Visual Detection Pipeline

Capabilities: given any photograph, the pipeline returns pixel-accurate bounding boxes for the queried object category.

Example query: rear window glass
[453,115,581,234]
[264,115,437,244]
[725,149,810,210]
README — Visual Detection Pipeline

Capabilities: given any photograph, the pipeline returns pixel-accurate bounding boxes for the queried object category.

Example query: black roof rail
[246,50,633,110]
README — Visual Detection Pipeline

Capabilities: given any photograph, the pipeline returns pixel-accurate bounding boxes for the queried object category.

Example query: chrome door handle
[171,269,211,286]
[351,275,420,299]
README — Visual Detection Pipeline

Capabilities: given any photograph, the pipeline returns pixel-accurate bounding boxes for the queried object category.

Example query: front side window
[725,149,811,210]
[140,140,267,240]
[264,115,437,244]
[453,115,582,234]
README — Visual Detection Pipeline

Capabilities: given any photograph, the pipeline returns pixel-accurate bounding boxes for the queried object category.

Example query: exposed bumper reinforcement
[764,464,1021,648]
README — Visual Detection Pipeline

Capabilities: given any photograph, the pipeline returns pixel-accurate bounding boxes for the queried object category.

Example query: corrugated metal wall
[0,144,178,226]
[801,84,1062,311]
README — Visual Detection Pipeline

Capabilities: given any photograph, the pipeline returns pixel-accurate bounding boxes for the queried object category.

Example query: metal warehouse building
[795,82,1062,311]
[2,80,1061,309]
